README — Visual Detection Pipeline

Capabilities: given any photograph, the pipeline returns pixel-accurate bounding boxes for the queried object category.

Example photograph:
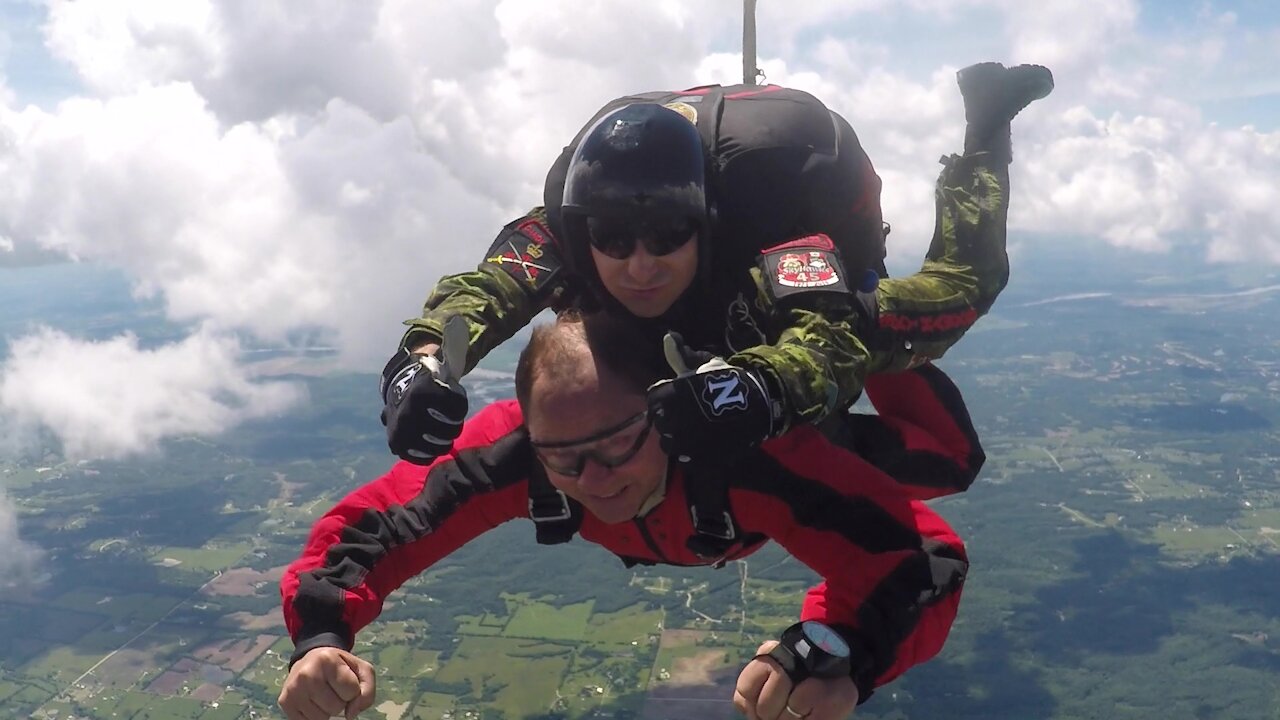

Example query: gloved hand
[380,316,470,465]
[645,332,779,464]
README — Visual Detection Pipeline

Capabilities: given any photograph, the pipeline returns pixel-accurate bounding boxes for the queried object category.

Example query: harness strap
[526,466,582,545]
[683,462,741,561]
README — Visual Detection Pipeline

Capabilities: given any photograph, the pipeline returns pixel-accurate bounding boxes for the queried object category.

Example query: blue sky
[0,0,1278,461]
[0,1,78,107]
[1141,0,1280,127]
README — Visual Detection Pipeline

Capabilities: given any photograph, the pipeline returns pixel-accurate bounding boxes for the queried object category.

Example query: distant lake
[1133,402,1271,432]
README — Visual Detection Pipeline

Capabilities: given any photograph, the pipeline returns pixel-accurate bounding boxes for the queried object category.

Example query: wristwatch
[766,620,853,684]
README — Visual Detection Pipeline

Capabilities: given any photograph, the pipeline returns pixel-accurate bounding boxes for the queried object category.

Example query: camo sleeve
[399,208,568,372]
[871,154,1011,372]
[728,289,872,434]
[729,153,1010,432]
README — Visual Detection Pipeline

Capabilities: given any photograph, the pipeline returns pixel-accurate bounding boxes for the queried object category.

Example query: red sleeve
[730,427,967,699]
[855,363,986,500]
[279,401,530,664]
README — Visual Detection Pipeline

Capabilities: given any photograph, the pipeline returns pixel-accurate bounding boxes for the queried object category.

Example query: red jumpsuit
[282,364,977,700]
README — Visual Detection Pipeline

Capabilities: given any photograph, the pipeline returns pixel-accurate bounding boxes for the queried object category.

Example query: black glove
[380,316,470,465]
[645,332,779,464]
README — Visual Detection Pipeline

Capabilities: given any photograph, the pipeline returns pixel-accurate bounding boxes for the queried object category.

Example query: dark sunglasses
[586,216,697,260]
[530,411,653,477]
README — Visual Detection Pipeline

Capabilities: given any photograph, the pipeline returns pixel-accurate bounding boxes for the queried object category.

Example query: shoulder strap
[526,464,583,545]
[682,462,741,561]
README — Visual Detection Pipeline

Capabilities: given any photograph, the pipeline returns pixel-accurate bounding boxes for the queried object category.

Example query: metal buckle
[529,489,573,522]
[690,506,736,541]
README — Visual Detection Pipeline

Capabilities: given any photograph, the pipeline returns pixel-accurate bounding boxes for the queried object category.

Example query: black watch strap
[763,644,809,685]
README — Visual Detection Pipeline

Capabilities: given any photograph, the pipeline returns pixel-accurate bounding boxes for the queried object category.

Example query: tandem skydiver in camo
[378,62,1054,500]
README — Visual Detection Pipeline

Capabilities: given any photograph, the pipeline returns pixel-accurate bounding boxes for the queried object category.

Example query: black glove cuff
[380,348,414,400]
[288,630,351,668]
[744,363,788,439]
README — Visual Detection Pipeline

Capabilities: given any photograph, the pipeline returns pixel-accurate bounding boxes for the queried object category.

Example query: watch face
[801,621,850,658]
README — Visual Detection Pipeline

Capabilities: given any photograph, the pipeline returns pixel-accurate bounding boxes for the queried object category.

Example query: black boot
[958,62,1054,162]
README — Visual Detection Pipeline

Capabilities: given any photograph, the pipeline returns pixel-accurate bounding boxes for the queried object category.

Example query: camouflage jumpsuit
[399,85,1009,459]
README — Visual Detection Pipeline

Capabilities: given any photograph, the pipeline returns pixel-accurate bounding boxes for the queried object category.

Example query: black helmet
[558,105,711,281]
[562,103,708,223]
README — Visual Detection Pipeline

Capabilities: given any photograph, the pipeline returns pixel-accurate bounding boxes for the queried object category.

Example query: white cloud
[0,326,305,460]
[1001,0,1140,75]
[0,83,504,359]
[1014,107,1280,259]
[43,0,220,99]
